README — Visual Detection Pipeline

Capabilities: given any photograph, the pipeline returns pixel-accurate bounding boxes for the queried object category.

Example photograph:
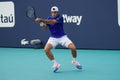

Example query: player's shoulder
[47,16,52,19]
[56,15,63,20]
[47,14,63,20]
[57,14,63,18]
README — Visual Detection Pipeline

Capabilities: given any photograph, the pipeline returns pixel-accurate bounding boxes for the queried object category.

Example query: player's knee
[44,48,51,53]
[71,47,76,51]
[44,48,48,53]
[69,46,76,51]
[68,43,76,51]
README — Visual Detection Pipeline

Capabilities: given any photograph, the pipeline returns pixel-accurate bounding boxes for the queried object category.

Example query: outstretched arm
[35,18,57,24]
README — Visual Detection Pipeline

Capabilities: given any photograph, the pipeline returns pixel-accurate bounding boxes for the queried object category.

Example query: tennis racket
[26,6,37,19]
[26,6,46,27]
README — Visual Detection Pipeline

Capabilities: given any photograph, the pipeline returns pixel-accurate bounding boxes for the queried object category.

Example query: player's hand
[35,18,42,23]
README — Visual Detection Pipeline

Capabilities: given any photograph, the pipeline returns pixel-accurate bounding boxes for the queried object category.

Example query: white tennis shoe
[52,63,61,72]
[72,60,82,69]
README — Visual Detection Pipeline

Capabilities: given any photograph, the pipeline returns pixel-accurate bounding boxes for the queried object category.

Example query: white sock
[51,60,57,64]
[73,58,76,61]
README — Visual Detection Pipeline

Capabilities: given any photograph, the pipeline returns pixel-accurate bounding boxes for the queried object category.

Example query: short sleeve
[56,16,63,23]
[46,17,50,26]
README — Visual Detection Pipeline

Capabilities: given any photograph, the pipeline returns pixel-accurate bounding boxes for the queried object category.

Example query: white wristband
[39,22,44,26]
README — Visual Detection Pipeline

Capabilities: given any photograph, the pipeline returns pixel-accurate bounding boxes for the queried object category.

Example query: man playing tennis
[35,6,82,72]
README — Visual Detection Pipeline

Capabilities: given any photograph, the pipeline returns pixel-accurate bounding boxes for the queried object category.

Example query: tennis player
[35,6,82,72]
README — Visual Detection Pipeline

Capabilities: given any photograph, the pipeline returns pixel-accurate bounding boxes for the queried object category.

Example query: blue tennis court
[0,48,120,80]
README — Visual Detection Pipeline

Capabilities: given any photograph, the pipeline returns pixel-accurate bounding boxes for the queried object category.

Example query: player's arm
[35,18,57,24]
[35,18,48,30]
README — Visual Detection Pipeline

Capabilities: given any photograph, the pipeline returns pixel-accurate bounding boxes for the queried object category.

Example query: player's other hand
[35,18,42,23]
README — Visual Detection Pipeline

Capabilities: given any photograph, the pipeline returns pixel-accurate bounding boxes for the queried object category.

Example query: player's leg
[44,43,54,60]
[68,43,82,69]
[44,37,60,72]
[60,35,82,69]
[68,43,77,59]
[59,35,77,59]
[44,37,57,61]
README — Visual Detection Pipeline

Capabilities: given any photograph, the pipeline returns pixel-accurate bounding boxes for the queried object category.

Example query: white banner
[118,0,120,27]
[0,1,15,27]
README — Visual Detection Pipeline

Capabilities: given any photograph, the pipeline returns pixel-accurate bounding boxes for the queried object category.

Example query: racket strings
[26,6,36,19]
